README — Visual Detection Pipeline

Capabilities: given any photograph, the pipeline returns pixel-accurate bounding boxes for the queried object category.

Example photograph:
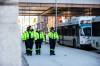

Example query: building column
[0,0,22,66]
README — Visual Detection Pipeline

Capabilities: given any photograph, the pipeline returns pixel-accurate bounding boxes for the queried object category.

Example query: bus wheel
[73,39,76,48]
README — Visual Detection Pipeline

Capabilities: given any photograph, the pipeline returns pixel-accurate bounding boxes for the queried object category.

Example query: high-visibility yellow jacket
[35,31,45,41]
[38,31,45,41]
[34,31,39,41]
[21,30,36,41]
[48,31,59,39]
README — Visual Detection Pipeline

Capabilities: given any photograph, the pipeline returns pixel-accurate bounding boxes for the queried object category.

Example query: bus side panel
[92,37,100,50]
[92,21,100,50]
[63,36,75,46]
[57,24,79,47]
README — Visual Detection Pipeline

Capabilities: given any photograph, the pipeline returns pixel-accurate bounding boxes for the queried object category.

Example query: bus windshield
[83,27,91,36]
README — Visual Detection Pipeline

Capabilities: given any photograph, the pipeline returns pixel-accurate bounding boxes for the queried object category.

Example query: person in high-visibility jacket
[35,30,45,55]
[48,27,59,55]
[21,26,35,56]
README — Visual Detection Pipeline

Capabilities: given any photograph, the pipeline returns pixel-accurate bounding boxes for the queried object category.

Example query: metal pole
[22,6,23,32]
[55,0,57,32]
[24,16,25,31]
[22,16,23,32]
[29,2,30,25]
[27,0,30,25]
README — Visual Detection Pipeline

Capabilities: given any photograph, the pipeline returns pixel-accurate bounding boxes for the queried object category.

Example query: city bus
[91,16,100,50]
[57,16,94,48]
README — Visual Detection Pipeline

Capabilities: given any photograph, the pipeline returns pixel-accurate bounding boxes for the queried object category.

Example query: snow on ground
[22,43,100,66]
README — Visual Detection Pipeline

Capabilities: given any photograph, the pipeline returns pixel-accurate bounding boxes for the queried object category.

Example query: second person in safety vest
[35,29,45,55]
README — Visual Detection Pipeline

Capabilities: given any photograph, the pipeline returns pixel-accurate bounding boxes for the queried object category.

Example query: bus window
[83,27,91,36]
[92,22,100,36]
[80,29,85,36]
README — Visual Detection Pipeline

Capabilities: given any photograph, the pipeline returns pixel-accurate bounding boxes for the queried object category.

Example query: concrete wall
[19,0,100,4]
[0,0,22,66]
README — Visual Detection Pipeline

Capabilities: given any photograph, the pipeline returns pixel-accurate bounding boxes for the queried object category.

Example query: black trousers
[49,39,56,54]
[35,39,43,54]
[25,39,34,55]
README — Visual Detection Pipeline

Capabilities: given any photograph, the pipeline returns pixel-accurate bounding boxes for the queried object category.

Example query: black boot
[52,51,55,55]
[50,50,53,55]
[29,51,32,56]
[50,50,55,55]
[27,50,30,56]
[36,50,38,55]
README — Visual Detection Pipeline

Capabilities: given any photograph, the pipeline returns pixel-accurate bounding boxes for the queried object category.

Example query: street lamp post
[55,0,57,32]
